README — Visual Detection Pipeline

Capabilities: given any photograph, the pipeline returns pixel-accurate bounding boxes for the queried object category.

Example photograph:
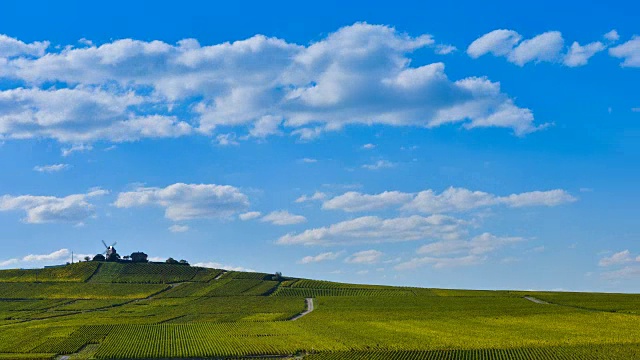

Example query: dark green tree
[92,254,106,261]
[107,252,120,262]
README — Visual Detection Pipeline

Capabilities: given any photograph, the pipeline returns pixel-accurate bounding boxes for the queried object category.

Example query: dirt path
[524,296,549,304]
[289,298,314,321]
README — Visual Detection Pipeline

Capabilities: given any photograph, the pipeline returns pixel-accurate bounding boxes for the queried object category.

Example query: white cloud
[362,143,376,149]
[23,248,70,262]
[604,30,620,42]
[599,250,635,267]
[239,211,262,221]
[298,251,343,264]
[469,29,612,67]
[249,115,283,138]
[0,258,18,267]
[417,233,523,256]
[323,191,413,212]
[0,248,74,269]
[300,158,317,163]
[295,191,327,203]
[0,34,49,58]
[62,144,93,157]
[563,41,606,67]
[0,23,543,142]
[261,210,306,225]
[345,249,383,264]
[467,30,522,58]
[277,214,465,246]
[33,164,70,173]
[0,189,108,224]
[192,261,255,272]
[508,31,564,66]
[321,187,576,213]
[395,255,482,270]
[0,88,191,143]
[168,224,189,233]
[214,133,239,146]
[362,160,395,170]
[609,36,640,67]
[435,44,457,55]
[114,183,249,221]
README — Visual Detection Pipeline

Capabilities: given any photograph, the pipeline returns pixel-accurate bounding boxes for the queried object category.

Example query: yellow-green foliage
[0,262,99,283]
[88,262,204,283]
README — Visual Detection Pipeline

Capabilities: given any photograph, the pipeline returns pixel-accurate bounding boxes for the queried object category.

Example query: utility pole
[71,251,74,264]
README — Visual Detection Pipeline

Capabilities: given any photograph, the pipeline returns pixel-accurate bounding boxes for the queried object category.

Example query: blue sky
[0,0,639,292]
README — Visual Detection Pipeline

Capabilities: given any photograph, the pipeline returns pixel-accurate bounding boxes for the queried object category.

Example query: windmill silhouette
[102,240,117,258]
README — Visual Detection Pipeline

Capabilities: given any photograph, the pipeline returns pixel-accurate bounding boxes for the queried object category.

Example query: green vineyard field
[0,262,637,359]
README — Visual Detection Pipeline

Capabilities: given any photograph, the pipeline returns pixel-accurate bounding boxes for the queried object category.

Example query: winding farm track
[524,296,549,304]
[290,298,314,321]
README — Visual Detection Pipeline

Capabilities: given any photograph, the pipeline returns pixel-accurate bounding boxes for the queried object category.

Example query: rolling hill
[0,262,638,359]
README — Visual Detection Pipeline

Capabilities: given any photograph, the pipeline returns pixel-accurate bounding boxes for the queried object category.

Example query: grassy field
[0,262,637,359]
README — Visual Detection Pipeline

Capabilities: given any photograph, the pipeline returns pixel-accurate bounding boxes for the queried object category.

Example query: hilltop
[0,262,638,359]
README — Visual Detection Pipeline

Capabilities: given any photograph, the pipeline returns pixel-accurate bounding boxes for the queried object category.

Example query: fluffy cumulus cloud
[113,183,249,221]
[0,248,72,269]
[0,87,192,142]
[321,187,576,213]
[564,41,606,67]
[0,34,49,58]
[298,251,343,264]
[0,23,543,142]
[396,233,522,270]
[22,248,70,262]
[276,214,465,246]
[345,249,383,264]
[0,189,107,224]
[261,210,306,225]
[609,36,640,67]
[468,29,615,67]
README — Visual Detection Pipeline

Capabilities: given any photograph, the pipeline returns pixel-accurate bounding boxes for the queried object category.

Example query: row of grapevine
[272,287,415,297]
[304,345,640,360]
[0,282,168,299]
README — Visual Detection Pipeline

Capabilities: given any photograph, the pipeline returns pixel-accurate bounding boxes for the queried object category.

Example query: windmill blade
[111,242,117,247]
[102,240,108,248]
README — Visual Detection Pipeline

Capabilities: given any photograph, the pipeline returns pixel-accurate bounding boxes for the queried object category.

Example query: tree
[84,256,91,262]
[179,259,189,266]
[273,271,283,281]
[107,252,120,262]
[92,254,106,262]
[166,257,178,264]
[131,252,149,263]
[123,255,130,261]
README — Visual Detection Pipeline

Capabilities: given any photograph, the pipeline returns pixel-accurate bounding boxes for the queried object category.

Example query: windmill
[102,240,117,258]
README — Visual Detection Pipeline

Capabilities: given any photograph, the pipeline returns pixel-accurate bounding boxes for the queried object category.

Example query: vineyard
[0,263,637,359]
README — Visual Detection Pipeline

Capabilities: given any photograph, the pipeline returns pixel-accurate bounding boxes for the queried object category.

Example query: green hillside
[0,262,638,359]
